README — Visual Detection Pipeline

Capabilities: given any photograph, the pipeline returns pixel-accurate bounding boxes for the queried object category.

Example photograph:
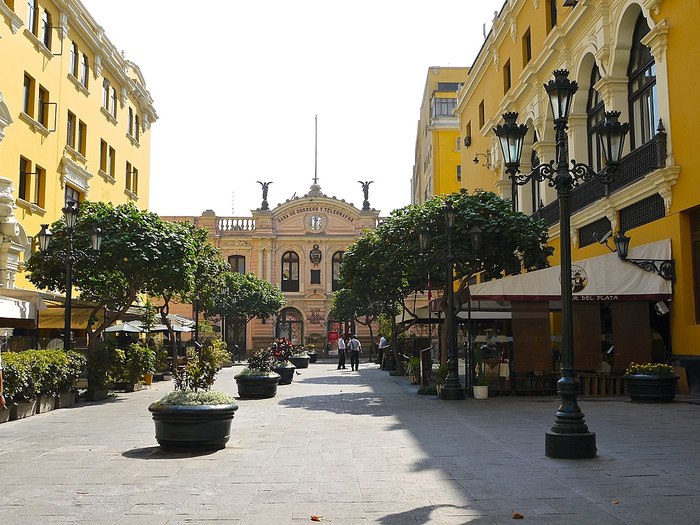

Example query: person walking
[348,334,361,371]
[337,334,347,370]
[377,333,388,363]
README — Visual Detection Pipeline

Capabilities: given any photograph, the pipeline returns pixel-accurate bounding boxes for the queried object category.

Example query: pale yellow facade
[162,183,381,355]
[454,0,700,391]
[411,67,468,205]
[0,0,155,331]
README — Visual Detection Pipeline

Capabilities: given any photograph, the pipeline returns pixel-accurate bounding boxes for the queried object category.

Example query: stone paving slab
[1,362,700,524]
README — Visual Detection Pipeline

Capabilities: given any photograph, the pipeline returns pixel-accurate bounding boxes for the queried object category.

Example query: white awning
[469,239,673,302]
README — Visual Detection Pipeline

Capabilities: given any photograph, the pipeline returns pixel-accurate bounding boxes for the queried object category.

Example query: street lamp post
[494,69,629,459]
[419,203,483,401]
[37,202,103,350]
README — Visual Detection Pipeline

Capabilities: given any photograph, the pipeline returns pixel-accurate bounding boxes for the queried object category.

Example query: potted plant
[272,339,296,385]
[85,342,115,401]
[110,343,155,392]
[472,345,490,399]
[306,344,318,363]
[624,362,678,402]
[234,347,280,398]
[148,343,238,451]
[407,356,420,384]
[434,363,448,397]
[288,344,310,369]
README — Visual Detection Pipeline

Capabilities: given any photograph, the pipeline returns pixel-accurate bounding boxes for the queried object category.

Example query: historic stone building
[162,181,380,355]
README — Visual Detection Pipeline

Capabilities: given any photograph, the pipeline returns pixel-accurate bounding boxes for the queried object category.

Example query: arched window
[332,251,344,291]
[628,14,657,150]
[587,64,605,171]
[281,251,299,292]
[228,255,245,274]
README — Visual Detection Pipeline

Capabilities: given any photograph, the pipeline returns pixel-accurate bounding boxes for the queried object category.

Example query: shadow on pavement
[377,503,482,524]
[122,446,220,460]
[279,392,400,418]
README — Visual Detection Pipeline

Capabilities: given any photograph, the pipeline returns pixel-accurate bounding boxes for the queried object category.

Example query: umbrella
[104,322,143,333]
[142,323,193,333]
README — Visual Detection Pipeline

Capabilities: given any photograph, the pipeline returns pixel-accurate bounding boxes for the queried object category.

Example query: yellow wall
[455,0,700,362]
[0,0,156,291]
[412,67,468,204]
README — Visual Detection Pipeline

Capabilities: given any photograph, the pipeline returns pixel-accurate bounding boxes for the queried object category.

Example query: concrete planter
[625,374,678,403]
[289,356,310,369]
[273,364,296,385]
[11,399,37,420]
[84,389,109,401]
[234,373,280,399]
[473,385,489,400]
[36,396,56,414]
[0,407,9,424]
[56,391,76,409]
[148,402,239,451]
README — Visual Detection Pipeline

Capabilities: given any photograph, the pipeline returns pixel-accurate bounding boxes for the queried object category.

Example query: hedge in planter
[3,349,85,417]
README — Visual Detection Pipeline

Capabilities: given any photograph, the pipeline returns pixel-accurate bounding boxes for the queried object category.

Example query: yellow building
[162,181,381,356]
[0,0,156,343]
[411,67,467,204]
[455,0,700,392]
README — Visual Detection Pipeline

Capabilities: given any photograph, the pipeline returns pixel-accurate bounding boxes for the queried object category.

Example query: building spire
[314,115,318,185]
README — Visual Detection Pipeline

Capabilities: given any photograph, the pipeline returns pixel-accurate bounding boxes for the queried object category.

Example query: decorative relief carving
[510,19,517,43]
[641,18,669,63]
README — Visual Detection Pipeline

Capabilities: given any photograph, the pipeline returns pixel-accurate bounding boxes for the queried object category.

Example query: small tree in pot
[148,342,238,451]
[272,339,296,385]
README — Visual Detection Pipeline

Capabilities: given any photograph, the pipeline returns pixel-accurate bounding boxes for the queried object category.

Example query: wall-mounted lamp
[472,152,490,168]
[596,230,675,282]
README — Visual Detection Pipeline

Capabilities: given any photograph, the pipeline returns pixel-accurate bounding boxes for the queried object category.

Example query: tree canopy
[212,272,285,324]
[339,190,553,320]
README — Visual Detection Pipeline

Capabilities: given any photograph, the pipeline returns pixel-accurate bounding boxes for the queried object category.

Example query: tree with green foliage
[209,271,285,355]
[330,288,391,355]
[26,202,197,350]
[339,190,552,366]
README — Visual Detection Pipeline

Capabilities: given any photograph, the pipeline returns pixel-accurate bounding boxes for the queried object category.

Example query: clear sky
[80,0,505,218]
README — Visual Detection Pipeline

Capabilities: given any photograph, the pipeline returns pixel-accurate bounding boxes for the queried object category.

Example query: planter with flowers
[235,347,280,398]
[288,345,310,369]
[148,342,238,451]
[271,339,296,385]
[624,362,678,403]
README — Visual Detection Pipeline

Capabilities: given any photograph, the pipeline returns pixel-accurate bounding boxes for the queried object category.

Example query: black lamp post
[37,202,103,350]
[419,202,483,400]
[494,69,629,459]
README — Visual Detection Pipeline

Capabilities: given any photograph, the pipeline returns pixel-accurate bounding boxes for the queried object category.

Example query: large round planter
[625,374,678,403]
[289,355,310,369]
[273,364,296,385]
[234,373,280,399]
[148,403,239,451]
[473,385,489,400]
[308,352,318,364]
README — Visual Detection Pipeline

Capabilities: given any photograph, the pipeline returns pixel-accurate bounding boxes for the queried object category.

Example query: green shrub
[86,342,116,391]
[407,356,421,375]
[151,389,236,407]
[174,339,228,392]
[110,343,156,384]
[3,349,86,401]
[154,344,170,373]
[417,384,437,395]
[434,363,448,385]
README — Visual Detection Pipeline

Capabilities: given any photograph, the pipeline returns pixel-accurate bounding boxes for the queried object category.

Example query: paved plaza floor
[0,361,699,524]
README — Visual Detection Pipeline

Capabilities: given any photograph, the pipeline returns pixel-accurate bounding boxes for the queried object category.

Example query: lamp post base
[440,386,466,400]
[545,430,596,459]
